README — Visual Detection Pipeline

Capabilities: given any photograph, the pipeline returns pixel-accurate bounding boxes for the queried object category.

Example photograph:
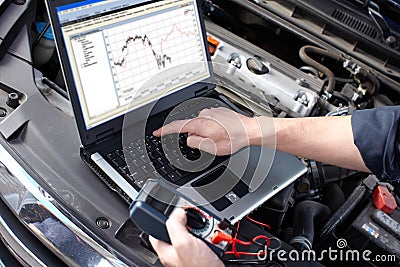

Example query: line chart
[113,23,197,69]
[112,33,172,69]
[103,5,208,106]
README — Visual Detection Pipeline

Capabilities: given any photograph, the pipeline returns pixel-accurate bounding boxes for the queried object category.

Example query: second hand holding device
[129,179,232,257]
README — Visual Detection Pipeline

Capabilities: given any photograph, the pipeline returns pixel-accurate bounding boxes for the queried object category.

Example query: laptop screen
[56,0,211,129]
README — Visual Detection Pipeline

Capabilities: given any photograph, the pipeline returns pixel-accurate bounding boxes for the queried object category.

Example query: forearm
[249,115,370,173]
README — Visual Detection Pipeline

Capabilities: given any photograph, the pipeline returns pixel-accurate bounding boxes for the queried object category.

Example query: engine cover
[206,23,324,117]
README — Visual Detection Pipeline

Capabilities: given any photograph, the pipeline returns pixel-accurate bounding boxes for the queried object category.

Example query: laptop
[45,0,307,223]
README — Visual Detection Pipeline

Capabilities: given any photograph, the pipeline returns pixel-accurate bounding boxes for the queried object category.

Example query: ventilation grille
[85,156,132,203]
[332,9,379,39]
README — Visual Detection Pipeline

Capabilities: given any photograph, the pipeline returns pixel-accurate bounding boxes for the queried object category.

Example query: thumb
[166,208,192,246]
[169,207,187,226]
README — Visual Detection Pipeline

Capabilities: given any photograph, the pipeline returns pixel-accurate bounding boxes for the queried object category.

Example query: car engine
[199,0,400,265]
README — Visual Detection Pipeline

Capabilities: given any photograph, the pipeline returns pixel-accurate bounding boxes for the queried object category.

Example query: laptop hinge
[195,87,213,96]
[96,128,114,143]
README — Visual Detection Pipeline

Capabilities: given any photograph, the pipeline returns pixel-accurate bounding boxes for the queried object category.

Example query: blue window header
[57,0,151,23]
[56,0,104,12]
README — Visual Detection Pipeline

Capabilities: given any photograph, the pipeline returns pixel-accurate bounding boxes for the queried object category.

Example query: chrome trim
[91,152,139,200]
[0,215,45,267]
[0,144,131,267]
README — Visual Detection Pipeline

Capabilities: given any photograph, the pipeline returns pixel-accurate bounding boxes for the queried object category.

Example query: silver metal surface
[0,215,45,267]
[209,32,322,117]
[91,152,139,200]
[0,143,130,267]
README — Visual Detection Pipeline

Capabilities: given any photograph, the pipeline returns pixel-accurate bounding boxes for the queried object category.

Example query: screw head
[96,217,110,229]
[0,108,6,117]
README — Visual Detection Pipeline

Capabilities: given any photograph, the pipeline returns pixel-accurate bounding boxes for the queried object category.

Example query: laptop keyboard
[106,133,223,188]
[103,96,230,189]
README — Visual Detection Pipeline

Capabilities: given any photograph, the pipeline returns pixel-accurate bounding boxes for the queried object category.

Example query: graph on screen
[103,5,208,106]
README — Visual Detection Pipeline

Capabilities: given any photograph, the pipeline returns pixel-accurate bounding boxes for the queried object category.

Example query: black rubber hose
[322,183,346,212]
[299,45,342,94]
[300,46,381,96]
[289,200,331,250]
[319,185,366,241]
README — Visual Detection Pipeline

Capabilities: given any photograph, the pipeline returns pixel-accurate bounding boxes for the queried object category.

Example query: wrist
[245,116,276,148]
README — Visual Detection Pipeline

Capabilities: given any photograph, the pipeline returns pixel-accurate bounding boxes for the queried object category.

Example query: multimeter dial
[184,206,213,237]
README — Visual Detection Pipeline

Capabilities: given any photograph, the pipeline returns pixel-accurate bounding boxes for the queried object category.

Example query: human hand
[149,208,224,267]
[153,107,261,155]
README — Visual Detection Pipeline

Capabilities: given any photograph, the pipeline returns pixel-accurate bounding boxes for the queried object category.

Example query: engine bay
[201,1,400,265]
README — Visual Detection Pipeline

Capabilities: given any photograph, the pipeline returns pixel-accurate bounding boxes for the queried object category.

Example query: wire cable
[245,216,271,230]
[222,221,271,258]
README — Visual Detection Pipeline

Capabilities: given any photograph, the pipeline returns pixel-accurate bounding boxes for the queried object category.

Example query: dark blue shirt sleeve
[351,106,400,182]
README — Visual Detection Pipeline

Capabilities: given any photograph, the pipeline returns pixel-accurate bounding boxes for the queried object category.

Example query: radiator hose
[299,45,341,94]
[289,200,331,251]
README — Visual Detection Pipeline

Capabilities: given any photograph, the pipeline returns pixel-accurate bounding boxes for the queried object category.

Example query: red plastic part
[207,35,220,56]
[372,185,397,214]
[211,230,232,244]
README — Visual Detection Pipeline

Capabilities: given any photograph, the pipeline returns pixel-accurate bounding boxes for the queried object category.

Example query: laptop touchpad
[191,165,249,211]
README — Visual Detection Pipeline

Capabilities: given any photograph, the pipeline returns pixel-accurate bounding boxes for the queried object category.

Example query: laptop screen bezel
[45,0,215,147]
